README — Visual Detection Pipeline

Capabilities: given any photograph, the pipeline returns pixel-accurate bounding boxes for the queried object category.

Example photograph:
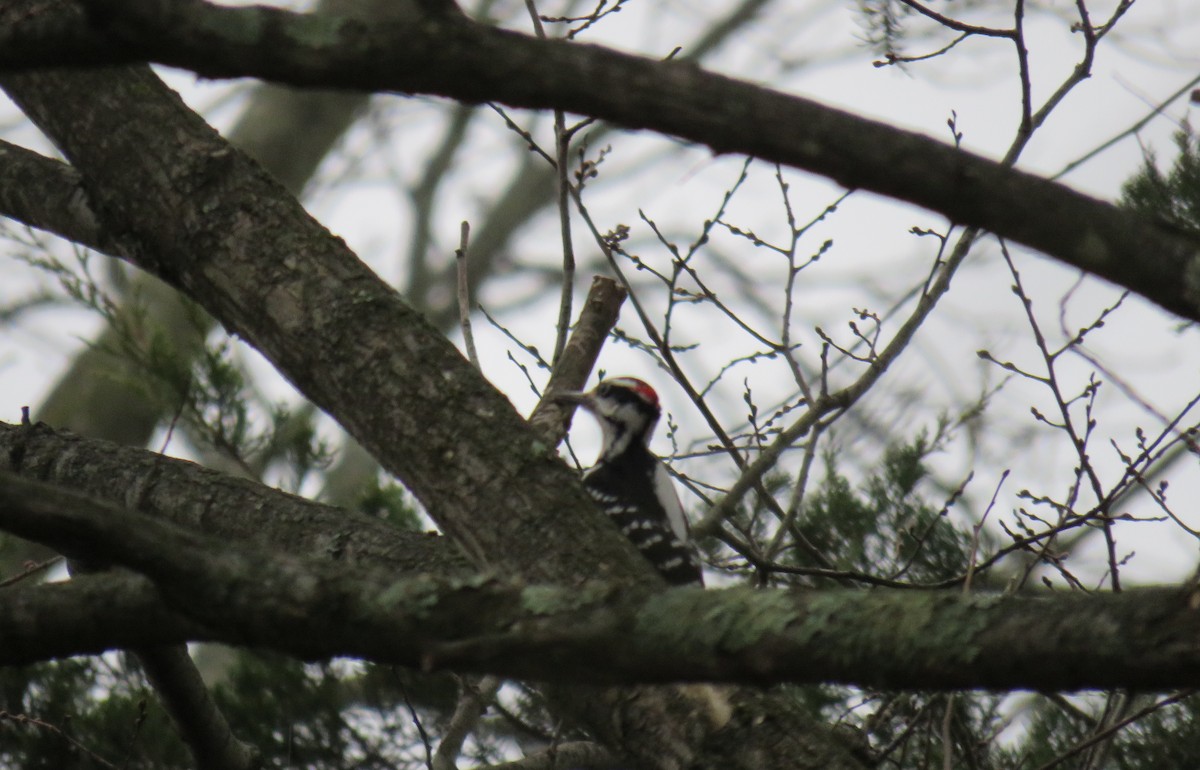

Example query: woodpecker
[555,377,703,586]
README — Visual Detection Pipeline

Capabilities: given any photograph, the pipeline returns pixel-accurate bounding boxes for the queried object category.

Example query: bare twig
[693,228,976,540]
[0,709,119,769]
[998,241,1116,591]
[895,0,1016,38]
[399,677,436,770]
[964,470,1008,592]
[486,104,555,165]
[1033,691,1195,770]
[1054,72,1200,179]
[456,221,480,370]
[0,554,62,587]
[873,32,971,68]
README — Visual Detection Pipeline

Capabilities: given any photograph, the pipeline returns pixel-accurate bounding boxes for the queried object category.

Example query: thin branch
[400,678,436,770]
[694,229,976,539]
[433,676,501,770]
[456,220,480,370]
[999,241,1115,590]
[964,471,1008,593]
[134,646,260,770]
[523,0,576,367]
[893,0,1016,38]
[873,32,971,68]
[941,693,955,770]
[0,710,119,769]
[486,103,555,166]
[1054,72,1200,179]
[1033,691,1196,770]
[0,554,62,587]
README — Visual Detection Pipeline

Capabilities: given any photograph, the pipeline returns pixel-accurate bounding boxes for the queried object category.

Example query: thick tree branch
[134,645,260,770]
[0,420,469,577]
[0,571,199,656]
[3,477,1200,691]
[1,0,1198,321]
[0,140,109,252]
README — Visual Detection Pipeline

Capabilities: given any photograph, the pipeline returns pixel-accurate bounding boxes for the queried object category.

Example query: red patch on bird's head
[606,377,659,407]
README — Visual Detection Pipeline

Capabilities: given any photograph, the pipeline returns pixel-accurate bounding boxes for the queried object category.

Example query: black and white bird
[555,377,703,586]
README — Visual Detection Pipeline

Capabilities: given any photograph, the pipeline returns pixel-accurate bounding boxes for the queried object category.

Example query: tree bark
[0,420,469,577]
[4,479,1199,692]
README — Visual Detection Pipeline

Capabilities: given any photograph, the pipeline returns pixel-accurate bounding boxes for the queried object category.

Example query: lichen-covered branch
[2,476,1199,692]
